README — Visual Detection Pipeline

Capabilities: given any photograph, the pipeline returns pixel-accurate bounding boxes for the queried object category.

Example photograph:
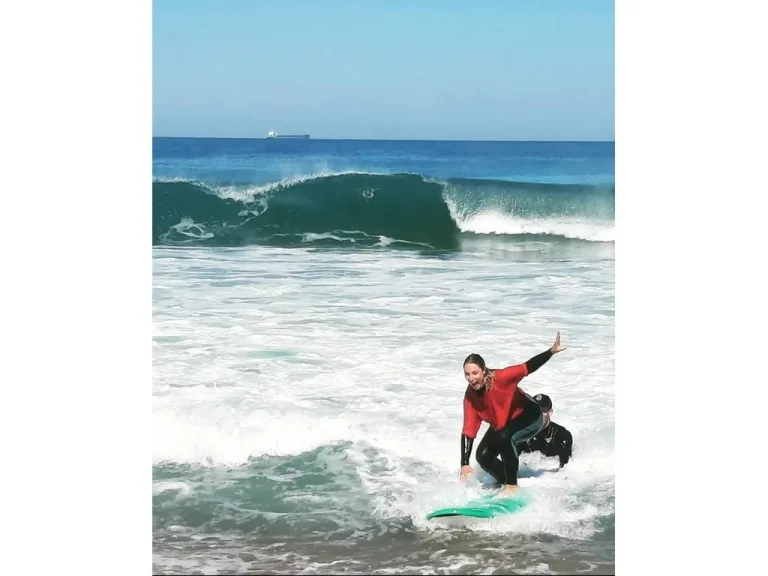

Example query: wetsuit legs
[475,397,544,486]
[475,428,506,484]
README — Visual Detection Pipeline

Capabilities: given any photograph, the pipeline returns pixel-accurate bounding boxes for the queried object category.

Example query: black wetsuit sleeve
[461,434,474,467]
[525,349,553,374]
[558,429,573,467]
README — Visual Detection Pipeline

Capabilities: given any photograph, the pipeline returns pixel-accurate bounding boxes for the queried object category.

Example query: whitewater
[153,138,615,574]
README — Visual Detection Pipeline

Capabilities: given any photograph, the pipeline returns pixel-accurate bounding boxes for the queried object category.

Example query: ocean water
[152,138,615,575]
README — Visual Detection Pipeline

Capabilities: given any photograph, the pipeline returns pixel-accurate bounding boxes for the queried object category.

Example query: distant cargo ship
[266,131,310,139]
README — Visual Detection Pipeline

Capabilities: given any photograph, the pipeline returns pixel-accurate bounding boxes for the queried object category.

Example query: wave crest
[152,172,615,249]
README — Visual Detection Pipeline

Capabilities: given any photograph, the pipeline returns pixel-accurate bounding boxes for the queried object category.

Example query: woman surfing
[460,331,566,495]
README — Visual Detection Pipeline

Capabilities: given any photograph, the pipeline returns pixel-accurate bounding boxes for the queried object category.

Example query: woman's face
[464,362,485,390]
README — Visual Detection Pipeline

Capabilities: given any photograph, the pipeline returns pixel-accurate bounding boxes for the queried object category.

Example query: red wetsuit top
[462,363,529,439]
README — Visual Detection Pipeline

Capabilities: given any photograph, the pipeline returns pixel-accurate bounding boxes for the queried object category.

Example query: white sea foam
[455,210,615,242]
[153,245,614,541]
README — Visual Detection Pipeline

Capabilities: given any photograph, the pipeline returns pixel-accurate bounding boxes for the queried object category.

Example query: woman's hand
[551,330,566,354]
[460,465,475,483]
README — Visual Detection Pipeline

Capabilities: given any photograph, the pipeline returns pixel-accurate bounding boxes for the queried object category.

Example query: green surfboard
[426,492,529,520]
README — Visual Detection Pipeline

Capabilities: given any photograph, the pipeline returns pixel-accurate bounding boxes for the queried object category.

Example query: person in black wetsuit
[516,394,573,468]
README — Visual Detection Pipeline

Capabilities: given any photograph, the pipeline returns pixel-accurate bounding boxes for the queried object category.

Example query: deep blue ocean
[153,138,614,250]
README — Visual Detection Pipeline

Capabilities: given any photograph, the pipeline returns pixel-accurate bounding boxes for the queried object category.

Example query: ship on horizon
[267,130,310,139]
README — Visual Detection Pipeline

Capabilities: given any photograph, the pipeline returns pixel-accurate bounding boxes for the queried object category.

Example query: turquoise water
[153,138,615,574]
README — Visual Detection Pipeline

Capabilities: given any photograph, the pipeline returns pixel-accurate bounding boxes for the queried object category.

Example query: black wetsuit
[460,348,554,486]
[517,420,573,468]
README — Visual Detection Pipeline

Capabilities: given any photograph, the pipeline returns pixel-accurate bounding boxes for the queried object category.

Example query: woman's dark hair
[463,353,486,370]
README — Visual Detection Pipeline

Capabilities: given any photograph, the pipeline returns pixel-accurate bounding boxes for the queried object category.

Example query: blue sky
[153,0,614,140]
